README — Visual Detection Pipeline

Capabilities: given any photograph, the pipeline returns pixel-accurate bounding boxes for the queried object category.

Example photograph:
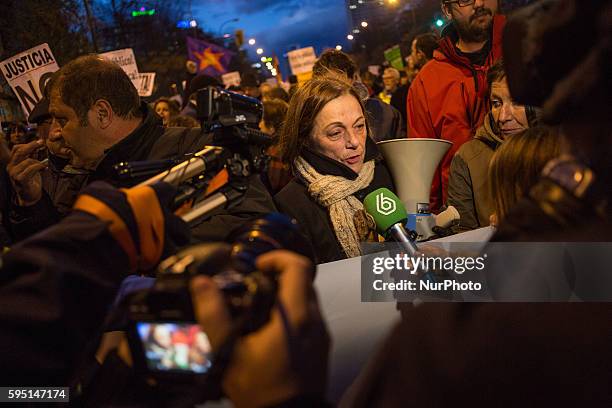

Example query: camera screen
[136,322,213,374]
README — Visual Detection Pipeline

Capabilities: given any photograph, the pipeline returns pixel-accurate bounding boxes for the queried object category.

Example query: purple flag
[186,37,234,76]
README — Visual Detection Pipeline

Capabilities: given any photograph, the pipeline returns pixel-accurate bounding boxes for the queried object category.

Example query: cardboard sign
[384,45,404,71]
[0,43,59,116]
[99,48,140,87]
[138,72,156,97]
[368,65,381,76]
[287,47,316,76]
[221,71,241,88]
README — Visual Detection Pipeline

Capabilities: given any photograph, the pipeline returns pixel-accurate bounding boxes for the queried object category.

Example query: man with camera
[5,54,276,243]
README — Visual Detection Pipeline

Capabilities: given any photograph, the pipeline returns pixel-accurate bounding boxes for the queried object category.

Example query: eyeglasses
[443,0,476,7]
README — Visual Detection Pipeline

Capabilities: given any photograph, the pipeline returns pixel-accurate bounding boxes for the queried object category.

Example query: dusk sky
[191,0,350,77]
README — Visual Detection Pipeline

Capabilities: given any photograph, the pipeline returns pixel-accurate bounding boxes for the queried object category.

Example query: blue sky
[191,0,350,78]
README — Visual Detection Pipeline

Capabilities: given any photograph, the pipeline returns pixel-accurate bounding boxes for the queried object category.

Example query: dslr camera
[125,213,306,391]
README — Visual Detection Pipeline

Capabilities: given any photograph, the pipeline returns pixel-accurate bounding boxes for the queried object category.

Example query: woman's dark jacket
[274,138,395,264]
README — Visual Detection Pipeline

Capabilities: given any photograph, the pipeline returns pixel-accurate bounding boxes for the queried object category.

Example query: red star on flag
[193,48,226,74]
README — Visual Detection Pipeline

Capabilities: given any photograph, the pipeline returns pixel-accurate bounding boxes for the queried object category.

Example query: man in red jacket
[407,0,504,213]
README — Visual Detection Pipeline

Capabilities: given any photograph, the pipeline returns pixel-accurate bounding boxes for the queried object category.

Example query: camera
[196,86,263,132]
[125,213,307,389]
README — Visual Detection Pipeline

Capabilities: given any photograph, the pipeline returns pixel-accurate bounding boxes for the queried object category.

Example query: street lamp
[218,17,239,35]
[336,45,342,50]
[347,34,354,40]
[248,38,256,45]
[361,21,368,28]
[256,48,264,55]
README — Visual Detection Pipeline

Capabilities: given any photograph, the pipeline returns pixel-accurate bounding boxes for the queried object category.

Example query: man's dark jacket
[7,104,276,243]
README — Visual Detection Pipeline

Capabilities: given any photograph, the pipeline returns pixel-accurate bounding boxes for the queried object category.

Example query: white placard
[99,48,140,88]
[0,43,59,116]
[287,46,316,76]
[221,71,241,88]
[137,72,156,97]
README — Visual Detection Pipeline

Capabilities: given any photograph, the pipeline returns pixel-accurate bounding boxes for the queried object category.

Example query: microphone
[363,188,435,282]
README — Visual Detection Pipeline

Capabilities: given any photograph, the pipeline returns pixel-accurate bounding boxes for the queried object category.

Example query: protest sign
[0,43,59,116]
[287,47,316,76]
[221,71,241,88]
[384,45,404,71]
[99,48,140,88]
[137,72,156,97]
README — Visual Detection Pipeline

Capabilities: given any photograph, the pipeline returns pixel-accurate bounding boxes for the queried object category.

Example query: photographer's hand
[191,250,330,408]
[7,139,47,206]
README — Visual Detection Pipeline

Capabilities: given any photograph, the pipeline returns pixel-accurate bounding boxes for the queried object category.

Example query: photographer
[0,180,189,386]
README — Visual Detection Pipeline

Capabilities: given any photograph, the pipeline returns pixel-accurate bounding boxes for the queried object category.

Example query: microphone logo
[376,192,396,216]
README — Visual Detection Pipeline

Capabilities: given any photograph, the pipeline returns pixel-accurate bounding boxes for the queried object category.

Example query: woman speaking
[275,77,395,264]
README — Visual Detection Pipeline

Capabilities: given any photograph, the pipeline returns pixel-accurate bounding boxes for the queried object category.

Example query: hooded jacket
[447,112,502,232]
[407,15,505,213]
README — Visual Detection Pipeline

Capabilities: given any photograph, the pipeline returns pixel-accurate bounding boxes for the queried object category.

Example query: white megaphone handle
[435,206,460,228]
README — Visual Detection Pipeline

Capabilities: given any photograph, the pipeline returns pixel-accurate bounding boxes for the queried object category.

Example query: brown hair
[51,54,141,126]
[278,76,368,164]
[262,98,289,136]
[487,59,507,91]
[488,126,562,221]
[414,33,439,60]
[312,50,358,80]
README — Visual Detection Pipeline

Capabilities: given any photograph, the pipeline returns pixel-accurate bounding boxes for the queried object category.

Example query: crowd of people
[0,0,610,406]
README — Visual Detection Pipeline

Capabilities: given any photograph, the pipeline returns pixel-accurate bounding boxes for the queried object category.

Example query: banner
[99,48,140,88]
[287,46,316,76]
[221,71,241,88]
[384,45,404,71]
[186,37,233,76]
[0,43,59,116]
[137,72,156,97]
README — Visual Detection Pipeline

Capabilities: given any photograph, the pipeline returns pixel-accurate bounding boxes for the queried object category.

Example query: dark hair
[262,98,289,135]
[51,55,141,125]
[312,50,358,80]
[488,126,562,221]
[487,60,507,91]
[414,33,439,60]
[265,87,289,102]
[278,76,368,164]
[183,74,221,108]
[227,85,244,93]
[167,114,199,128]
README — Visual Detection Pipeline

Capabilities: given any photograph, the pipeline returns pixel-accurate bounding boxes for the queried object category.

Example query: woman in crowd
[488,126,562,226]
[259,98,292,195]
[153,97,179,126]
[275,76,395,264]
[447,60,537,232]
